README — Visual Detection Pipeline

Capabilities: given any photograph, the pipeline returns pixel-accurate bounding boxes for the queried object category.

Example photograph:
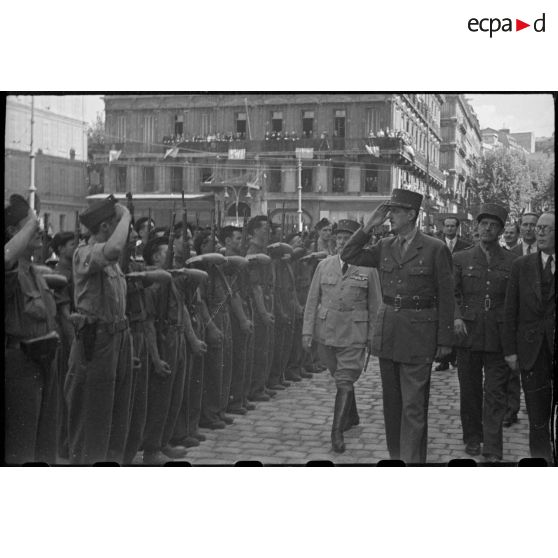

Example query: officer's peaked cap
[336,219,360,235]
[476,203,508,227]
[385,189,423,213]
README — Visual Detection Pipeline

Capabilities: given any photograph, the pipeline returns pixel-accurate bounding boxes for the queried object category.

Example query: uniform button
[398,280,402,283]
[486,281,490,285]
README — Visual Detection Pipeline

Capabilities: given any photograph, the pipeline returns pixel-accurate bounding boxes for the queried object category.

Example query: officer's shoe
[280,380,291,387]
[249,393,270,402]
[162,445,188,459]
[199,420,226,430]
[483,454,501,464]
[244,402,257,411]
[268,384,286,391]
[465,442,481,456]
[191,431,207,442]
[285,370,303,382]
[220,413,235,425]
[503,414,518,427]
[143,450,170,465]
[227,407,248,415]
[331,387,352,454]
[434,362,449,371]
[299,371,313,379]
[265,389,278,397]
[173,436,200,448]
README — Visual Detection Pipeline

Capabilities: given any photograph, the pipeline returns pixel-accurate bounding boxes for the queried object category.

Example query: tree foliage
[476,147,555,220]
[87,114,105,145]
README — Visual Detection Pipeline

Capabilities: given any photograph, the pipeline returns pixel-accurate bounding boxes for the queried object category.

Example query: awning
[86,193,214,202]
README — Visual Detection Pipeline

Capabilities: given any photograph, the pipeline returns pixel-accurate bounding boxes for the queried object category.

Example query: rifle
[210,208,216,253]
[73,210,80,247]
[147,208,153,240]
[241,208,248,255]
[181,190,190,265]
[281,201,286,242]
[164,208,177,269]
[121,192,135,274]
[41,212,50,263]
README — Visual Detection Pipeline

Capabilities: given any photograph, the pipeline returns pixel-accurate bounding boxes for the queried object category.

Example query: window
[143,166,155,192]
[201,167,213,183]
[117,115,126,141]
[200,113,209,137]
[302,111,314,138]
[235,112,247,139]
[366,108,380,135]
[143,115,154,146]
[334,110,346,138]
[301,168,313,192]
[116,166,127,193]
[59,214,66,232]
[174,115,183,136]
[364,166,378,193]
[271,111,283,133]
[332,165,345,192]
[171,166,183,193]
[269,168,282,192]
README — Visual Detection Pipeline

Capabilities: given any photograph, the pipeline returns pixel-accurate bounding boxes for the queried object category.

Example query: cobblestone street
[176,358,531,465]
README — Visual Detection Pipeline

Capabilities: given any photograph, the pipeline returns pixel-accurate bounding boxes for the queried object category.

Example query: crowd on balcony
[162,132,248,145]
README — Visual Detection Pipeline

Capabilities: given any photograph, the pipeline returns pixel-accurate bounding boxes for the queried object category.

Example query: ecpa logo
[468,13,546,37]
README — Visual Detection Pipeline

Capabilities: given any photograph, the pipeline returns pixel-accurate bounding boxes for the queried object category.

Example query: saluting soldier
[453,204,518,462]
[341,190,455,464]
[303,219,382,453]
[5,195,62,463]
[65,195,134,464]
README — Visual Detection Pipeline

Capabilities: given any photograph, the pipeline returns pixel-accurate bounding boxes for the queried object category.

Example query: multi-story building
[4,95,89,233]
[481,127,532,155]
[439,95,482,230]
[97,94,446,228]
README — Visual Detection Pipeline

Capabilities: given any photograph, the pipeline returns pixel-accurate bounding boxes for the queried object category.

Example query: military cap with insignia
[79,194,117,231]
[385,188,424,213]
[315,217,331,231]
[267,242,294,259]
[476,203,508,227]
[335,219,360,235]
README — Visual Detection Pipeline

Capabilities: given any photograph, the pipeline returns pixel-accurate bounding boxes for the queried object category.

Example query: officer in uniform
[453,203,518,462]
[304,219,382,453]
[5,195,62,463]
[66,195,134,464]
[341,190,455,463]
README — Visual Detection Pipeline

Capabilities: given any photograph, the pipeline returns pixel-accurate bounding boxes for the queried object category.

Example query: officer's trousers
[456,349,509,459]
[143,327,186,453]
[317,343,366,386]
[65,328,133,464]
[379,359,432,464]
[286,315,304,379]
[123,322,149,463]
[268,315,287,387]
[521,343,552,462]
[505,367,521,420]
[249,312,271,397]
[229,313,251,411]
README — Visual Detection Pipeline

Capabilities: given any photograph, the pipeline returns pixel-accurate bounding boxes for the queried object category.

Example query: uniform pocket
[409,266,432,276]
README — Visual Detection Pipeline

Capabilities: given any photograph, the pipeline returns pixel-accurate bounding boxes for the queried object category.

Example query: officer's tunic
[66,239,133,464]
[5,260,60,463]
[341,228,454,463]
[453,244,518,459]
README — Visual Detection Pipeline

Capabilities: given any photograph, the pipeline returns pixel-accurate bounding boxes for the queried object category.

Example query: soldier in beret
[65,195,134,464]
[5,194,61,463]
[342,190,454,463]
[304,219,382,453]
[453,203,519,462]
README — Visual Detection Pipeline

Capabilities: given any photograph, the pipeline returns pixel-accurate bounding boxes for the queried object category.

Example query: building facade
[4,95,89,233]
[481,127,533,155]
[98,94,447,228]
[439,95,482,230]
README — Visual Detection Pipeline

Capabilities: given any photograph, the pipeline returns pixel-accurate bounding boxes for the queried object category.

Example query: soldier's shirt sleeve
[341,228,380,268]
[302,258,323,337]
[434,242,455,347]
[74,242,115,276]
[4,268,19,298]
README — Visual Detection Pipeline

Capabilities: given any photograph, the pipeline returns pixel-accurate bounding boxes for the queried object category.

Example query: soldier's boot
[331,385,353,453]
[343,391,360,432]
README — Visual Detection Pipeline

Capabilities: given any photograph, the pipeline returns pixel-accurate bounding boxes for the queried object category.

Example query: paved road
[175,358,531,465]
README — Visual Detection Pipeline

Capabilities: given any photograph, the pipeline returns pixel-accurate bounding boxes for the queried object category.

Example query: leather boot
[343,391,360,432]
[331,386,352,453]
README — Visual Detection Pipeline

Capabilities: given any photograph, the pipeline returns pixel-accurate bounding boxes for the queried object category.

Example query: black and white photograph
[4,93,555,466]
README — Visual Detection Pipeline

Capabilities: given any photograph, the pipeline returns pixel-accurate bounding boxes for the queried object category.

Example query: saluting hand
[363,202,390,234]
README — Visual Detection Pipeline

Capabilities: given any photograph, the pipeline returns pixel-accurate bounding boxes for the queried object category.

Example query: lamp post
[29,96,37,212]
[224,184,253,226]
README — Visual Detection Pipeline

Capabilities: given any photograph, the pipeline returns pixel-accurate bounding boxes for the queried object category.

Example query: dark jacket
[502,253,555,370]
[341,228,454,364]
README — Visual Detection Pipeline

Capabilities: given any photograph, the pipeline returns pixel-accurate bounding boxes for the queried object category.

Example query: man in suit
[435,216,471,371]
[341,190,454,463]
[502,222,520,251]
[453,203,518,462]
[503,212,555,463]
[303,220,381,454]
[511,212,539,257]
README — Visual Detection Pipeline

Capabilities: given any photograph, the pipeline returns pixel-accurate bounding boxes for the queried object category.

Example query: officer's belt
[383,295,437,310]
[327,303,369,312]
[463,295,505,311]
[96,318,129,333]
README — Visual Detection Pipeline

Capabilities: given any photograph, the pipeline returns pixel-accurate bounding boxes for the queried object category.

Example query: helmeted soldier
[304,219,382,454]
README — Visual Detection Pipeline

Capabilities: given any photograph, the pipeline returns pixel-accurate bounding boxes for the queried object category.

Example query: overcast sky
[83,93,555,138]
[466,94,554,138]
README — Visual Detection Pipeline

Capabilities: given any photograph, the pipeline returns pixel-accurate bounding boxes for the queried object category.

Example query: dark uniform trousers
[250,310,272,398]
[143,326,187,452]
[286,315,304,379]
[229,312,252,411]
[505,369,521,420]
[123,321,149,463]
[65,326,133,464]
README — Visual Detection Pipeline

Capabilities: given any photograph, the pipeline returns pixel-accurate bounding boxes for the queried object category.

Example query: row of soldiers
[5,192,335,465]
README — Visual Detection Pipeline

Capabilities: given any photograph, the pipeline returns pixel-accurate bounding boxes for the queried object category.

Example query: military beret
[224,255,249,269]
[134,216,155,234]
[42,273,69,290]
[476,203,508,227]
[315,218,331,231]
[385,189,423,213]
[267,242,294,259]
[286,231,302,244]
[79,195,117,231]
[335,219,360,235]
[291,247,307,260]
[51,231,75,254]
[5,194,30,228]
[186,253,226,268]
[143,235,169,265]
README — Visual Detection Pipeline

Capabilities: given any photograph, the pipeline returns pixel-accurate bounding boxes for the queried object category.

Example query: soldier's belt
[6,331,61,369]
[383,295,437,310]
[96,318,129,334]
[463,295,505,311]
